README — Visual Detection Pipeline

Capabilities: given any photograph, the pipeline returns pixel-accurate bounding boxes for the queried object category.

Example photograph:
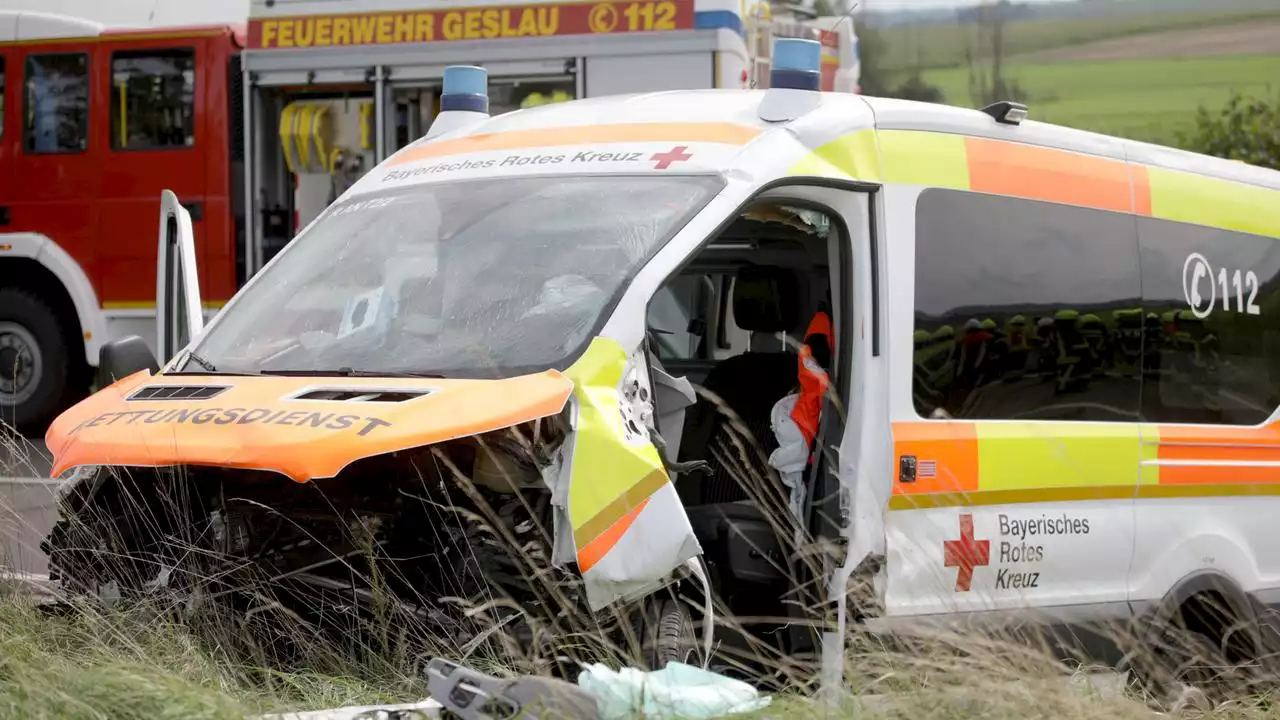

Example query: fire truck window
[23,53,89,154]
[488,78,576,116]
[110,49,195,150]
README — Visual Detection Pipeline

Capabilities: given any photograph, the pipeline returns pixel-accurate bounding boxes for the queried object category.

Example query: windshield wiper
[257,368,446,379]
[183,351,219,373]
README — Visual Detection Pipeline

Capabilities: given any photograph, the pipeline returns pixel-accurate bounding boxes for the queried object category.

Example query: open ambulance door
[156,190,205,364]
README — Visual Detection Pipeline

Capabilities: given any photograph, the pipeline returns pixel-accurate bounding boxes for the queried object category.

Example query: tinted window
[913,189,1142,422]
[111,49,195,150]
[24,53,89,154]
[1137,217,1280,425]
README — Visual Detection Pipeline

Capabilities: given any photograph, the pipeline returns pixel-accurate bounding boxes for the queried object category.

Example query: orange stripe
[1131,165,1153,216]
[577,497,649,573]
[966,137,1134,214]
[892,421,979,495]
[388,122,763,166]
[1156,424,1280,486]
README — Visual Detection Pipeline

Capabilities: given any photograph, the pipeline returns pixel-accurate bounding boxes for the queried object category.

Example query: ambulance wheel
[1130,623,1258,709]
[641,598,701,670]
[0,288,72,436]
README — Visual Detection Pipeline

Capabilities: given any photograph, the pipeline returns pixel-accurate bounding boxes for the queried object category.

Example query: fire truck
[0,4,858,435]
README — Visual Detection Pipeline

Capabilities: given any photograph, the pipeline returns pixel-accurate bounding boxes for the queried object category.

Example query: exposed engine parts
[39,415,611,670]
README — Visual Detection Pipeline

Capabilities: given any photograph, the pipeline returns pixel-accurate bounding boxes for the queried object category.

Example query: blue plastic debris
[577,662,771,719]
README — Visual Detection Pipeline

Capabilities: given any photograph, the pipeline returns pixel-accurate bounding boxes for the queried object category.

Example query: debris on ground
[256,657,772,720]
[578,661,771,719]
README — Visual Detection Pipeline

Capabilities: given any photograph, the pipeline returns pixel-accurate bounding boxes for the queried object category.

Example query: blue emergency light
[770,38,822,92]
[441,65,489,114]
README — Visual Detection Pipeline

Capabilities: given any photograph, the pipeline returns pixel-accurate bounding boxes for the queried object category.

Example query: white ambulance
[44,37,1280,703]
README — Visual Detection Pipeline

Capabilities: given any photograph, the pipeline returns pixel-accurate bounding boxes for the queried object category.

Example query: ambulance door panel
[1130,214,1280,608]
[156,189,204,364]
[584,54,712,96]
[886,188,1142,617]
[99,42,206,311]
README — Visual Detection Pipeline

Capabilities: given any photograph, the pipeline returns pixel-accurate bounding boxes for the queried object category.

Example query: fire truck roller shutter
[0,232,107,433]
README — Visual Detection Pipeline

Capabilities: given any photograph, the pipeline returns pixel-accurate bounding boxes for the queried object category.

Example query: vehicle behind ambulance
[40,36,1280,701]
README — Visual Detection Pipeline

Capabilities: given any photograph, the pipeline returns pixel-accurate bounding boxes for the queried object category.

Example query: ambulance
[40,37,1280,700]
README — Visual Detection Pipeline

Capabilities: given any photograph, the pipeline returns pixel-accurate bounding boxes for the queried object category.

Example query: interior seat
[677,264,803,508]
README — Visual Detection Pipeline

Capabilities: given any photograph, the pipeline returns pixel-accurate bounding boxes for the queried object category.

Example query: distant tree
[854,23,893,97]
[1178,92,1279,171]
[854,20,944,102]
[894,71,944,103]
[812,0,838,17]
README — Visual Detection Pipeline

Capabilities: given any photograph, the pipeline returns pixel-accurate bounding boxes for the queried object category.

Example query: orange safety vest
[791,311,833,448]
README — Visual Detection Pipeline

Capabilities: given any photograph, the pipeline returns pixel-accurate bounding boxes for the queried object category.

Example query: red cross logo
[943,513,989,592]
[650,146,693,170]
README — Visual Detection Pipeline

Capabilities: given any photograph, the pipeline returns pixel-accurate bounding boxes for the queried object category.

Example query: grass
[918,54,1280,146]
[0,600,425,719]
[875,9,1280,72]
[3,398,1280,719]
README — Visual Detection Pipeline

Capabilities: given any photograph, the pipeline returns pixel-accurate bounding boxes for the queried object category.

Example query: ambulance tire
[0,288,73,437]
[1131,624,1255,708]
[641,599,701,670]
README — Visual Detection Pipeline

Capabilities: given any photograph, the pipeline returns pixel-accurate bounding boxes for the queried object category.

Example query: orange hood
[46,370,575,482]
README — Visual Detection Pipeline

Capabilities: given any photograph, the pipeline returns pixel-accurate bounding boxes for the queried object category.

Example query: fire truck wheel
[0,288,72,436]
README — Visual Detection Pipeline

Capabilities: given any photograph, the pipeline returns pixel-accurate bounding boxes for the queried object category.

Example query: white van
[42,39,1280,701]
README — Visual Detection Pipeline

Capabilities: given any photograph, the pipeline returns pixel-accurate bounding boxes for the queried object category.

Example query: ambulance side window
[912,188,1142,422]
[1137,217,1280,425]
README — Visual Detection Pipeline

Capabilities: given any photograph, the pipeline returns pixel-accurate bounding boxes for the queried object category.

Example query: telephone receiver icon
[1191,262,1208,306]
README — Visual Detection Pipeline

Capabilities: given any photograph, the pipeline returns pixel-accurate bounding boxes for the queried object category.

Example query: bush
[1178,92,1280,170]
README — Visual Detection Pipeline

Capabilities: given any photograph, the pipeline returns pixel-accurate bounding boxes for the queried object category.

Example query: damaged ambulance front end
[42,169,730,664]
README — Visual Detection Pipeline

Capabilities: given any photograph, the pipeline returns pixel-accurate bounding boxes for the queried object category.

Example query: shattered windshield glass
[178,174,723,378]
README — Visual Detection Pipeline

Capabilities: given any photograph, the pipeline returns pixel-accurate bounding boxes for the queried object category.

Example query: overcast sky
[9,0,1063,28]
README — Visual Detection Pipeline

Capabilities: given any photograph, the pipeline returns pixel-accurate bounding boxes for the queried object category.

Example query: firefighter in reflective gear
[768,307,834,526]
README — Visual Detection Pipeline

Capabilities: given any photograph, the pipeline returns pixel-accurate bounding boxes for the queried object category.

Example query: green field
[919,54,1279,146]
[876,9,1280,71]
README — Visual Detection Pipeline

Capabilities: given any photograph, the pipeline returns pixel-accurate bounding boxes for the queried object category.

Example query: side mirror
[96,335,160,390]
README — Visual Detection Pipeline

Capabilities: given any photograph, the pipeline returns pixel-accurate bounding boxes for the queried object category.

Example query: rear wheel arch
[1127,570,1267,702]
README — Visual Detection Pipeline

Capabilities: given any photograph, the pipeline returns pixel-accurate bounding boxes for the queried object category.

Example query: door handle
[180,201,203,222]
[0,206,9,226]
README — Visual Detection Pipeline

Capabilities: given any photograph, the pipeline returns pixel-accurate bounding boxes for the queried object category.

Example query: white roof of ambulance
[355,89,1280,197]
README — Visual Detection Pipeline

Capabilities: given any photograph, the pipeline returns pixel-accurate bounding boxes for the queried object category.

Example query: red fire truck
[0,5,858,436]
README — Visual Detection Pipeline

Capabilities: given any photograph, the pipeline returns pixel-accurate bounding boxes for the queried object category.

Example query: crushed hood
[46,370,575,482]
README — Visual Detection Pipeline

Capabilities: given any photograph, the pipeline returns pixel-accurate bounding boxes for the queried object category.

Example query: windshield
[177,175,723,378]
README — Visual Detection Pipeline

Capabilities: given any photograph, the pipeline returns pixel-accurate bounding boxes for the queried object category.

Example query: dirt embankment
[1014,19,1280,63]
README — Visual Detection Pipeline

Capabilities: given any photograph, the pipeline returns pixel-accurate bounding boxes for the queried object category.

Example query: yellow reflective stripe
[889,482,1280,510]
[974,423,1147,491]
[1147,167,1280,239]
[1139,423,1160,485]
[878,130,969,189]
[788,128,879,181]
[562,337,668,550]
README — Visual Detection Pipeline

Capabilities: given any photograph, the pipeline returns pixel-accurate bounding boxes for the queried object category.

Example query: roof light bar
[440,65,489,115]
[770,38,822,92]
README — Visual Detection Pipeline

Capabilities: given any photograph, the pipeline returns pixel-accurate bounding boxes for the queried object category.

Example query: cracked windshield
[179,175,721,377]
